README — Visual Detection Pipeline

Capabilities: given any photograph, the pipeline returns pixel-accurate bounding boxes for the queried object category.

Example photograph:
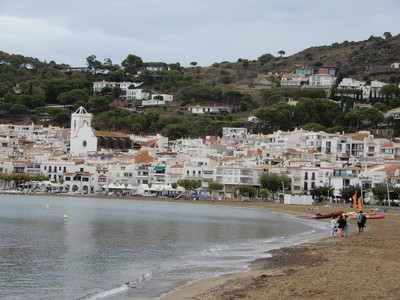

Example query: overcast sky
[1,0,399,67]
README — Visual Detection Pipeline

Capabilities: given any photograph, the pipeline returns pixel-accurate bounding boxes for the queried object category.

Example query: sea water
[0,195,328,300]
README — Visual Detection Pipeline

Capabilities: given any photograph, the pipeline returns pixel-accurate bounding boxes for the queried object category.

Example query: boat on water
[313,210,345,219]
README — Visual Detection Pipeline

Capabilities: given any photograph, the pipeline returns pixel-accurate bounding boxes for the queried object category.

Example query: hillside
[0,32,399,138]
[192,34,399,79]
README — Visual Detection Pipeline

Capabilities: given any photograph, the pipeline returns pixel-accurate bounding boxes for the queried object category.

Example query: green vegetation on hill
[1,32,400,139]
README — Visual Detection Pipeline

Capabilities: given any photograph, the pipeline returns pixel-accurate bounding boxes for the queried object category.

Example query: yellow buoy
[63,214,68,219]
[45,204,50,209]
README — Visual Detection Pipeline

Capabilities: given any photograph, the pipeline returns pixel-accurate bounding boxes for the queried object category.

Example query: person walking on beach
[344,214,350,237]
[337,215,346,237]
[357,211,366,234]
[331,216,338,237]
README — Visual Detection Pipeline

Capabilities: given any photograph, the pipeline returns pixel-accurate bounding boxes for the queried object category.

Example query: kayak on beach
[312,210,345,219]
[346,212,385,219]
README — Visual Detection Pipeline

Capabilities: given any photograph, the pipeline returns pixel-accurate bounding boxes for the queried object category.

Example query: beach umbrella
[352,193,357,209]
[358,196,363,211]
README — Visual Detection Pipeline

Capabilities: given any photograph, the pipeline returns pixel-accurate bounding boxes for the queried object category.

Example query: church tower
[70,106,97,155]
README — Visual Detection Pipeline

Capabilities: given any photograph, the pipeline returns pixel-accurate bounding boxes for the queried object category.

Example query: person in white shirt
[330,216,338,237]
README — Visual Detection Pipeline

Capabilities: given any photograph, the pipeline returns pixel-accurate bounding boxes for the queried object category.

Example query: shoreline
[157,201,400,300]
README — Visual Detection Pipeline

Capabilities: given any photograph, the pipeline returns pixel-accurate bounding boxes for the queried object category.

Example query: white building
[69,107,97,155]
[222,127,248,137]
[308,74,335,87]
[125,89,151,101]
[280,73,306,86]
[188,105,230,115]
[93,81,141,93]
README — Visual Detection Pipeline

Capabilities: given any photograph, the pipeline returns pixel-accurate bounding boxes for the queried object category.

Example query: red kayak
[313,210,345,219]
[366,214,385,219]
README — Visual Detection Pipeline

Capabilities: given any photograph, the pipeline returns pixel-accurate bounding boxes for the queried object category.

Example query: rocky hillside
[183,33,400,90]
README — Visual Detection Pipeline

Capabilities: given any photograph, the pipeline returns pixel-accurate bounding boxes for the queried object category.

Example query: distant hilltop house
[280,66,337,89]
[93,81,141,93]
[353,103,373,110]
[61,67,89,73]
[385,107,400,120]
[188,105,230,115]
[280,73,306,87]
[293,66,338,76]
[142,94,174,106]
[308,74,335,87]
[125,89,151,101]
[336,78,387,100]
[366,62,400,74]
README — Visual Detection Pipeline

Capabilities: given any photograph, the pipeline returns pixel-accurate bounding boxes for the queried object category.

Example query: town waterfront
[0,195,327,300]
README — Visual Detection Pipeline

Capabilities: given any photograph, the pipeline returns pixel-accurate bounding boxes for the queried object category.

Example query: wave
[77,273,152,300]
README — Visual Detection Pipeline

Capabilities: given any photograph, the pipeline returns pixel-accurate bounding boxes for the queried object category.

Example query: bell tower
[70,106,97,155]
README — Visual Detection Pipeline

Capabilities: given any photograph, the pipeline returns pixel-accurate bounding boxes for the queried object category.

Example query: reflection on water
[0,195,326,300]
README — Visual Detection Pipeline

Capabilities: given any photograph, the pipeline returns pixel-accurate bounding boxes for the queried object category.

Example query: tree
[190,61,198,67]
[389,97,400,109]
[234,185,253,201]
[310,185,334,201]
[260,189,269,201]
[177,179,201,198]
[10,103,30,115]
[371,181,400,203]
[380,84,400,103]
[339,185,361,200]
[259,172,290,200]
[54,111,69,124]
[86,54,103,74]
[278,50,286,57]
[161,124,189,140]
[91,95,113,112]
[258,53,274,65]
[111,86,123,98]
[121,54,143,74]
[383,31,392,39]
[208,181,223,199]
[301,122,327,132]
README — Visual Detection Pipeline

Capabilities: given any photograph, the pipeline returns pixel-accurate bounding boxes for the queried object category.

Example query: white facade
[188,105,230,114]
[280,73,306,86]
[125,89,151,100]
[222,127,248,137]
[309,74,334,87]
[391,62,400,69]
[93,81,141,93]
[70,107,97,155]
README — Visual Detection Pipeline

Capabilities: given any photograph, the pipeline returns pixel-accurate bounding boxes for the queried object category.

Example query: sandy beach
[157,200,400,300]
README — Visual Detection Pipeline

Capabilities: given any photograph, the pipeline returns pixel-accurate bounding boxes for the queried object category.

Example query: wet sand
[157,200,400,300]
